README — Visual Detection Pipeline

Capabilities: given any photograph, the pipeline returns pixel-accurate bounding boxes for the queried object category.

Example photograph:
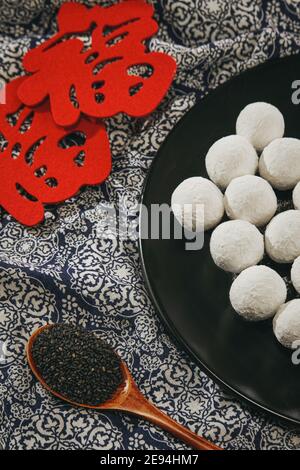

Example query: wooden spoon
[27,324,221,451]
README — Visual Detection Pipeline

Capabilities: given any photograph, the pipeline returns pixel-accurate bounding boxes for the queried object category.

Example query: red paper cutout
[0,77,111,226]
[17,0,177,127]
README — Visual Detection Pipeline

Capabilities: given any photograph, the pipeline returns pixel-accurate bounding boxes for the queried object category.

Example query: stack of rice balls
[172,102,300,350]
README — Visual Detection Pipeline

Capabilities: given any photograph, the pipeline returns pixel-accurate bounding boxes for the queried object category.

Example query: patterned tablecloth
[1,0,300,451]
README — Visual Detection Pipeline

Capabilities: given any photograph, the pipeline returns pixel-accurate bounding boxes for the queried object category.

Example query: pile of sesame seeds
[31,324,123,406]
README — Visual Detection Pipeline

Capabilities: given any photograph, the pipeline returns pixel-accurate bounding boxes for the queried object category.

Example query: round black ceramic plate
[139,54,300,425]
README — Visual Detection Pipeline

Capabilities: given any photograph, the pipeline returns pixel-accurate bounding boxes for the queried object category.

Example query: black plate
[139,54,300,424]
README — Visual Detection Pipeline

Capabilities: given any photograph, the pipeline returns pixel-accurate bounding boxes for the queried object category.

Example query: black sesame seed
[31,324,123,406]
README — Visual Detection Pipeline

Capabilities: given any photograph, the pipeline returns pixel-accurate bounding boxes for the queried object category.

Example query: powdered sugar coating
[230,265,287,321]
[236,102,284,152]
[171,176,224,232]
[205,135,258,190]
[224,175,277,227]
[265,210,300,263]
[273,299,300,348]
[210,219,264,273]
[292,181,300,210]
[291,256,300,294]
[259,138,300,190]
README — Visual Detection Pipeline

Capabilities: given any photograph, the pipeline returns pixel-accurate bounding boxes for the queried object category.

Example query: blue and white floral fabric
[1,0,300,450]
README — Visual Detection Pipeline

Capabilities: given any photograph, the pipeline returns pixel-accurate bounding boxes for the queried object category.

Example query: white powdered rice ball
[259,138,300,190]
[291,256,300,294]
[205,135,258,190]
[171,177,224,232]
[265,210,300,263]
[273,299,300,349]
[292,181,300,210]
[210,220,264,273]
[224,175,277,227]
[230,265,287,321]
[236,102,284,152]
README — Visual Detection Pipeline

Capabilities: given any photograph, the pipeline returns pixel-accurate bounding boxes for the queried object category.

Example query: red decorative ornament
[0,77,111,226]
[17,0,177,127]
[0,1,176,226]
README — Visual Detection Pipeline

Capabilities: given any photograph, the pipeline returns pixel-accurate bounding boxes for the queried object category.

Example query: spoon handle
[118,381,221,451]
